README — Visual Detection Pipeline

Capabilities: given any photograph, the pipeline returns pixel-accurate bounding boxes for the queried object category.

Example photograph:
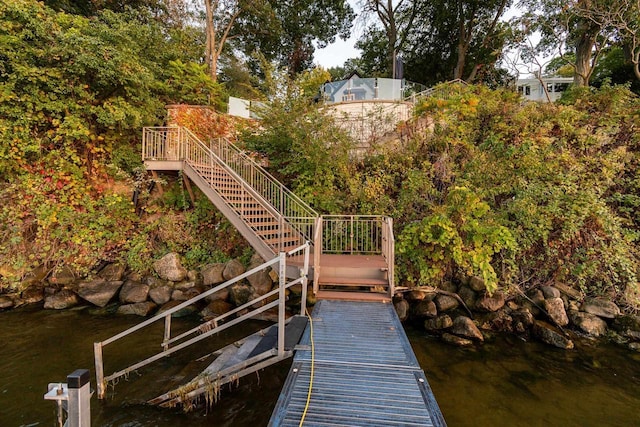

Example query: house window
[518,85,531,96]
[342,92,355,101]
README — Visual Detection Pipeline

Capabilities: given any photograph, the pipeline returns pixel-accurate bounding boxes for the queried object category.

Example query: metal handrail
[405,79,468,103]
[320,215,387,255]
[94,242,311,400]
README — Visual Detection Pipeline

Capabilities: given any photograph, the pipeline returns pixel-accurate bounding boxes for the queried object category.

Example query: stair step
[317,277,389,287]
[315,290,391,303]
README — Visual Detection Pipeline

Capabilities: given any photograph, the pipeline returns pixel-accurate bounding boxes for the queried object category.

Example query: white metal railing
[320,215,386,255]
[404,79,468,103]
[94,243,311,400]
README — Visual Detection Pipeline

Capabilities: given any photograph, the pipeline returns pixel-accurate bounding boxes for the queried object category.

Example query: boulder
[77,280,123,307]
[0,295,14,309]
[247,268,273,296]
[512,308,535,334]
[174,281,197,291]
[153,253,187,282]
[424,314,453,331]
[553,283,582,300]
[20,265,49,287]
[405,290,432,302]
[157,300,198,317]
[412,300,437,318]
[478,310,513,332]
[541,286,561,299]
[527,289,546,307]
[44,290,79,310]
[48,266,76,286]
[229,283,254,306]
[119,280,150,304]
[434,294,459,312]
[145,276,166,287]
[172,287,201,301]
[98,263,126,281]
[223,259,245,281]
[569,311,607,337]
[457,286,477,310]
[148,285,172,305]
[476,292,505,312]
[532,320,574,349]
[451,316,484,341]
[544,297,569,327]
[612,315,640,337]
[21,285,45,304]
[439,281,458,293]
[394,299,410,322]
[442,333,474,347]
[201,300,234,320]
[117,301,157,316]
[629,342,640,352]
[201,263,226,286]
[187,270,201,284]
[469,276,486,292]
[582,299,620,319]
[205,287,230,303]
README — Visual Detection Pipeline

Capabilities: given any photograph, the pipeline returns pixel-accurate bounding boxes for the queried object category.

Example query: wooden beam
[150,170,164,197]
[182,173,196,206]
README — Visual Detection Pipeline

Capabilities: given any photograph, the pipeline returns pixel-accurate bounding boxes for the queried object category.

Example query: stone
[553,283,582,300]
[117,301,157,316]
[442,333,474,347]
[457,286,477,310]
[469,276,486,292]
[512,308,535,334]
[434,294,459,312]
[541,286,561,299]
[48,266,76,286]
[145,276,166,287]
[174,281,197,291]
[201,300,234,320]
[229,283,254,306]
[153,253,187,282]
[544,297,569,327]
[21,285,45,304]
[612,315,640,334]
[201,263,226,286]
[171,289,189,301]
[158,300,198,317]
[119,280,150,304]
[476,292,505,312]
[44,290,79,310]
[0,295,14,309]
[582,299,620,319]
[223,259,245,281]
[247,268,273,296]
[405,290,431,302]
[148,285,172,305]
[394,299,410,322]
[20,265,48,287]
[77,280,123,307]
[412,300,437,318]
[98,263,126,281]
[629,342,640,352]
[187,270,200,284]
[570,311,607,337]
[439,281,458,293]
[478,310,513,332]
[424,314,453,331]
[205,287,230,302]
[532,320,574,349]
[451,316,484,341]
[269,268,279,283]
[527,289,546,307]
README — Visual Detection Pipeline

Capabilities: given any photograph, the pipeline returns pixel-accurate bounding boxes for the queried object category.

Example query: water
[1,306,640,426]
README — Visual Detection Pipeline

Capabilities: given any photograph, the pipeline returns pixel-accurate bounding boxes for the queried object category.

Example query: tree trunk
[204,0,217,82]
[573,22,598,86]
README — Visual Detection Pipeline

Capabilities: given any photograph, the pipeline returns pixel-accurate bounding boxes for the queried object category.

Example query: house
[516,77,573,102]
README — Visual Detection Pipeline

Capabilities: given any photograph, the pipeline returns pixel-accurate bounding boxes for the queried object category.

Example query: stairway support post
[278,252,286,357]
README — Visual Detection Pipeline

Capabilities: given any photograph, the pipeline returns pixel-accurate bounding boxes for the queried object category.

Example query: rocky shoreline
[1,254,640,352]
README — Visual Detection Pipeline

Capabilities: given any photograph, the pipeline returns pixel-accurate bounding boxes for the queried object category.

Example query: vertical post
[300,243,310,316]
[313,217,322,294]
[67,369,91,427]
[278,252,286,357]
[350,216,354,255]
[93,342,105,400]
[163,315,171,351]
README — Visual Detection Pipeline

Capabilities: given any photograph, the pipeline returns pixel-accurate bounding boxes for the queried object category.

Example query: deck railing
[404,78,468,103]
[94,243,311,400]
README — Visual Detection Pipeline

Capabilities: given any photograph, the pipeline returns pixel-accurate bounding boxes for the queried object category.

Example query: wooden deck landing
[269,300,446,426]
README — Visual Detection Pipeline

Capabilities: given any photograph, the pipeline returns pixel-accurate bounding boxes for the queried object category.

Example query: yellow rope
[299,307,315,426]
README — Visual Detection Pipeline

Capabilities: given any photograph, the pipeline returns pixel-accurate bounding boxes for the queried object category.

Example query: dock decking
[269,300,446,426]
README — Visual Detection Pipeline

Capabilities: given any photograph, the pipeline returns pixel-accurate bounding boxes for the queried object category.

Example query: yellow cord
[299,307,315,426]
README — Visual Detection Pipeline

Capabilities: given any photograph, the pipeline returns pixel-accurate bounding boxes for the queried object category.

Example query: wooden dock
[269,300,446,426]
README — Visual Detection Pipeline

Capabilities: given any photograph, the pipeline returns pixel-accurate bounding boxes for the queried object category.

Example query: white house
[516,77,573,102]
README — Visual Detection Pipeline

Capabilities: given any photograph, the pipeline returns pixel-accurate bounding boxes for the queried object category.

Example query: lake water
[1,306,639,426]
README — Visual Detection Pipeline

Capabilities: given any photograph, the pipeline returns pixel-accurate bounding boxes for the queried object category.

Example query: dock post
[44,369,92,427]
[278,251,286,357]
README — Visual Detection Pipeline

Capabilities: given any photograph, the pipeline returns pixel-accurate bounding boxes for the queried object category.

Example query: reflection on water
[1,307,639,426]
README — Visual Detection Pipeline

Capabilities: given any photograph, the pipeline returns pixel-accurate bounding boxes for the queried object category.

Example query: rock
[205,287,230,302]
[117,301,157,316]
[153,253,187,282]
[569,311,607,337]
[434,294,459,312]
[77,280,123,307]
[44,290,79,310]
[582,299,620,319]
[424,314,453,331]
[98,263,126,281]
[478,310,513,332]
[532,320,574,349]
[541,286,561,299]
[201,300,234,320]
[21,285,45,304]
[451,316,484,341]
[612,315,640,336]
[229,283,254,306]
[247,268,273,296]
[148,285,172,305]
[469,276,486,292]
[20,265,49,287]
[0,295,14,309]
[442,333,474,347]
[201,263,226,286]
[119,280,150,304]
[544,297,569,327]
[48,266,76,286]
[512,309,534,334]
[157,300,198,317]
[174,281,197,291]
[269,268,279,283]
[145,276,166,287]
[527,289,545,307]
[629,342,640,352]
[405,290,432,302]
[439,281,458,293]
[457,286,477,310]
[187,270,201,284]
[394,299,410,321]
[476,292,505,312]
[223,259,245,281]
[553,283,582,300]
[413,300,437,318]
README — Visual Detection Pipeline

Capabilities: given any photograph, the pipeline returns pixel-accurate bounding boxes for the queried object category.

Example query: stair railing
[94,242,310,400]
